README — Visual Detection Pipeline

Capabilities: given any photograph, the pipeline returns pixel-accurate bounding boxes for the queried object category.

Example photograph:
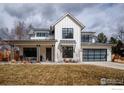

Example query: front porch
[4,40,57,63]
[19,45,55,63]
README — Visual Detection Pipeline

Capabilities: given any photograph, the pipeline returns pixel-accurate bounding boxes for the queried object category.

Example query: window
[23,48,37,57]
[62,46,73,58]
[36,32,49,37]
[81,35,92,42]
[37,33,41,37]
[62,28,73,39]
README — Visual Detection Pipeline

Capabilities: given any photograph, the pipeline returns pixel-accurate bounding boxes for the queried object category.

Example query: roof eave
[81,43,116,47]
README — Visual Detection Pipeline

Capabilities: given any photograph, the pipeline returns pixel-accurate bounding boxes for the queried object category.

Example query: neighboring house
[4,13,113,62]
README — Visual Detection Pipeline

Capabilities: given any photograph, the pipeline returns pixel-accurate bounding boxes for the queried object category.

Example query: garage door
[83,49,107,61]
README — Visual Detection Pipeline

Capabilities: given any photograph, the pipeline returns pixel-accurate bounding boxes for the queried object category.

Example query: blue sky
[0,3,124,37]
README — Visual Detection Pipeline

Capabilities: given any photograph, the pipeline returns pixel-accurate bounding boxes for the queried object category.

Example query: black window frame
[62,28,73,39]
[81,35,92,42]
[62,46,73,58]
[36,32,49,37]
[23,48,37,57]
[37,33,41,37]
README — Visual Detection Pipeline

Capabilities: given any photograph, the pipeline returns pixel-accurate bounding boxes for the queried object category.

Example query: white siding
[107,47,112,62]
[27,14,112,62]
[55,16,82,62]
[31,36,54,40]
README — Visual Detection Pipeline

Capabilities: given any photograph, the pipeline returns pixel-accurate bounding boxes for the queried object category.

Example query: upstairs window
[81,35,92,42]
[36,32,49,37]
[62,28,73,39]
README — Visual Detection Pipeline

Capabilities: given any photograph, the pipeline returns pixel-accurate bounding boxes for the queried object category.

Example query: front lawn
[0,64,124,85]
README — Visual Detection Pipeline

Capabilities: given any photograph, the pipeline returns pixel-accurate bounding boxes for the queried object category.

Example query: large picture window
[62,46,73,58]
[62,28,73,39]
[23,48,37,57]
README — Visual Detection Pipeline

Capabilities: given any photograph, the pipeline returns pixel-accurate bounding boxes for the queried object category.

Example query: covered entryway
[59,40,76,61]
[83,49,107,61]
[62,46,73,58]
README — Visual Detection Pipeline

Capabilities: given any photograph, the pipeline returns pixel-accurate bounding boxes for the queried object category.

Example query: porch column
[37,45,40,62]
[19,46,23,56]
[10,44,14,61]
[52,45,55,62]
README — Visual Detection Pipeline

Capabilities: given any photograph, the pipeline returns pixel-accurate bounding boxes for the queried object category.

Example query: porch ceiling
[3,39,57,46]
[59,40,76,46]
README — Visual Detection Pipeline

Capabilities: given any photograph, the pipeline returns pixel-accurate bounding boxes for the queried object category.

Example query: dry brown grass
[0,64,124,85]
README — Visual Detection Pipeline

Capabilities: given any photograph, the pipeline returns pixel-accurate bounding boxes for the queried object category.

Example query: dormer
[28,28,54,40]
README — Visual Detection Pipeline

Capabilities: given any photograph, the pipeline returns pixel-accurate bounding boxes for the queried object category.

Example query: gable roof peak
[64,12,72,16]
[52,12,85,30]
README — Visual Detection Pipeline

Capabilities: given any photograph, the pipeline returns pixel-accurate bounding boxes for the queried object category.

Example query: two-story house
[5,13,113,62]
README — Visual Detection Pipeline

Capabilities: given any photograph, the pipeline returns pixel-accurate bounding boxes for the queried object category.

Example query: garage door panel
[83,49,107,61]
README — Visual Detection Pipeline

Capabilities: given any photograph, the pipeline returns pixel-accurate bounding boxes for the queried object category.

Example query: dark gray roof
[81,42,114,46]
[81,31,96,33]
[32,28,50,31]
[81,31,96,36]
[28,27,50,35]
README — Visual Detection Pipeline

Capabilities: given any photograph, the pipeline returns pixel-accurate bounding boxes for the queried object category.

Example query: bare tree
[13,21,29,40]
[116,26,124,41]
[0,27,10,39]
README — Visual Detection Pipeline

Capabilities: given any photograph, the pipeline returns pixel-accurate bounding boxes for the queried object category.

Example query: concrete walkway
[83,62,124,70]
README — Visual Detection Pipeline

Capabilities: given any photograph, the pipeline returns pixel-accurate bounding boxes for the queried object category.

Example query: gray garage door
[83,49,107,61]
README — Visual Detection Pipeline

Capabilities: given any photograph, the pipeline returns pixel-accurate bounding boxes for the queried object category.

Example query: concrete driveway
[0,61,124,70]
[83,62,124,70]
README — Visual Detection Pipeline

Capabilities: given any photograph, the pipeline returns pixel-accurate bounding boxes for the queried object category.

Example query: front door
[46,48,52,61]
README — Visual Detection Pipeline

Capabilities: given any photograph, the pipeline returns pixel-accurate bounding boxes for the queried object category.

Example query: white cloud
[77,4,124,37]
[0,3,124,37]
